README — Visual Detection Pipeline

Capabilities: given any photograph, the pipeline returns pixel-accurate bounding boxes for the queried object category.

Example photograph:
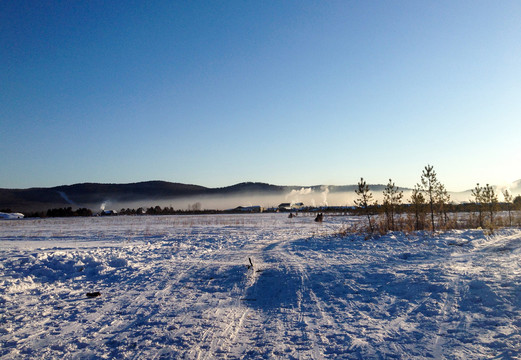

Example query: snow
[1,214,521,359]
[0,212,24,220]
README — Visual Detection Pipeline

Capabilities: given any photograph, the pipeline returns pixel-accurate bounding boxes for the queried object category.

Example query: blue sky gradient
[2,1,520,191]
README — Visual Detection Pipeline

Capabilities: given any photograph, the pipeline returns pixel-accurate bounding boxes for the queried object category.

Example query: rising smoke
[82,185,512,212]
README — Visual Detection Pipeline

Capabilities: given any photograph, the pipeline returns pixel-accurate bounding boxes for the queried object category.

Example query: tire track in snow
[193,307,250,360]
[432,264,461,359]
[431,236,485,359]
[240,236,335,359]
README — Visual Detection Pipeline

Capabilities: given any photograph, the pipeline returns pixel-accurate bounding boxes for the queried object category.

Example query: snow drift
[0,212,24,220]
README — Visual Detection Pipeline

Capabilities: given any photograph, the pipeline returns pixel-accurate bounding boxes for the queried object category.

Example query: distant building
[100,210,118,216]
[278,202,304,211]
[278,203,291,211]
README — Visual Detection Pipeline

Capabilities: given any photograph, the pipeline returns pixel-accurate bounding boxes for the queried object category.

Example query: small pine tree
[420,165,440,231]
[435,184,451,228]
[354,178,375,234]
[410,184,426,231]
[383,178,403,231]
[503,189,513,227]
[482,184,498,227]
[471,183,484,228]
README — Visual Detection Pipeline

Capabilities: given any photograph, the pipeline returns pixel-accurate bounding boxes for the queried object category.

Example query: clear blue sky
[2,1,520,191]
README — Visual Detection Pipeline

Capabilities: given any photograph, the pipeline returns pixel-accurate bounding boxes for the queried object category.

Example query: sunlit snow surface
[1,214,521,359]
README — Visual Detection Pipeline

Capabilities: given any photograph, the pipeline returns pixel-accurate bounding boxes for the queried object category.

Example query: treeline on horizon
[1,204,357,218]
[0,206,224,218]
[4,199,521,220]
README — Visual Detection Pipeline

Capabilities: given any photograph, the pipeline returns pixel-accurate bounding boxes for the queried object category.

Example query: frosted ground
[1,214,521,359]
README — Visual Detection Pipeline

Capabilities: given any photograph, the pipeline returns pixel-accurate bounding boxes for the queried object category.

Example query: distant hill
[0,181,290,212]
[1,180,517,213]
[0,181,388,212]
[449,180,521,203]
[54,181,209,204]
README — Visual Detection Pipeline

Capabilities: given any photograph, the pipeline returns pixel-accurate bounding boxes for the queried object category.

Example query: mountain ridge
[1,180,519,212]
[0,181,386,212]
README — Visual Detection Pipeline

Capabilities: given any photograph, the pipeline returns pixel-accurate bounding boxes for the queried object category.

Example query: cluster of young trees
[354,165,521,235]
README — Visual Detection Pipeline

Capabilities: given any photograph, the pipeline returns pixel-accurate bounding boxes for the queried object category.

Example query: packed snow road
[1,214,521,359]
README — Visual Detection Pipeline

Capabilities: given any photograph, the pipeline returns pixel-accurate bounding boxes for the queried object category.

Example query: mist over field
[86,187,518,212]
[83,188,375,212]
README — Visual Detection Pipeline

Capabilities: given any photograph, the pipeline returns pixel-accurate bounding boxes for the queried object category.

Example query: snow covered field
[1,214,521,359]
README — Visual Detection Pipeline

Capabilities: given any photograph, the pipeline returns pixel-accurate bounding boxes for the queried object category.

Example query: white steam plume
[321,185,329,206]
[286,187,314,206]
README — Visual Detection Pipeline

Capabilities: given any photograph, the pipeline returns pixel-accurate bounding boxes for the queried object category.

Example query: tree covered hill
[1,181,303,212]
